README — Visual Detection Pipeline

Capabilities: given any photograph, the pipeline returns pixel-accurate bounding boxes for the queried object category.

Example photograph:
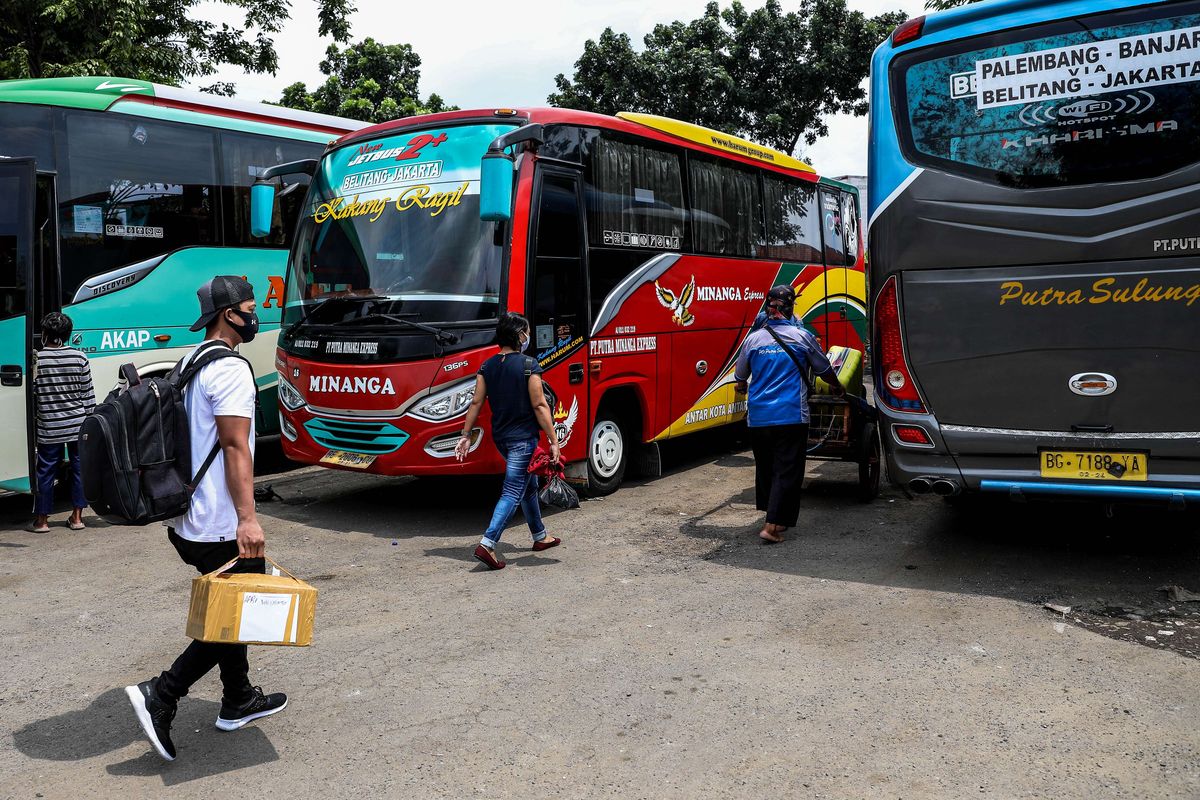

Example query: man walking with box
[125,276,286,761]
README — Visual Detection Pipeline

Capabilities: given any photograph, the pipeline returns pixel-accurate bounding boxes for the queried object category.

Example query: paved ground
[2,433,1198,799]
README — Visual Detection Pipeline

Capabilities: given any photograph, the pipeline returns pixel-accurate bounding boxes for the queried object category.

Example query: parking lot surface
[3,435,1198,799]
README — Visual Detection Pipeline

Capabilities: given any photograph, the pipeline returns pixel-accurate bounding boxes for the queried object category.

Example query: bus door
[818,186,865,352]
[527,167,589,462]
[0,159,37,491]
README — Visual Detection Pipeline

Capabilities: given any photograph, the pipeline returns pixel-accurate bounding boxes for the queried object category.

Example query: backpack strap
[174,341,258,489]
[762,324,814,395]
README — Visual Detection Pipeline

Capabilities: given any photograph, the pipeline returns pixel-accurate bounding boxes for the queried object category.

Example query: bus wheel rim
[590,421,623,479]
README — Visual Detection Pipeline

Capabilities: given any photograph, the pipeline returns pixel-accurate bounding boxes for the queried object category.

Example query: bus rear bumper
[882,414,1200,504]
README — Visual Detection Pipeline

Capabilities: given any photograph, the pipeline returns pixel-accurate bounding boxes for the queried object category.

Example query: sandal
[473,544,506,570]
[68,520,86,531]
[531,536,561,552]
[758,524,785,544]
[29,524,50,534]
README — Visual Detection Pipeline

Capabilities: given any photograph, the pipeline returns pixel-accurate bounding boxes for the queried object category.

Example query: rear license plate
[1039,450,1147,481]
[320,450,376,469]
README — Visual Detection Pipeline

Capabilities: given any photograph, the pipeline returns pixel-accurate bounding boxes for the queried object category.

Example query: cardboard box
[186,558,318,646]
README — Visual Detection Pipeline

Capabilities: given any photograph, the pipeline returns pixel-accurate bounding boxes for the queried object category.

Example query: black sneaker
[215,686,288,731]
[125,679,177,761]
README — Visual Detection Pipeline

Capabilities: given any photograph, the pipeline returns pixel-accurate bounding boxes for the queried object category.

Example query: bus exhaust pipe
[931,479,960,497]
[908,477,934,494]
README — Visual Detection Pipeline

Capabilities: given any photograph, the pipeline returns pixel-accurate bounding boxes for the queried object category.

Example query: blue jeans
[34,442,86,516]
[481,434,547,549]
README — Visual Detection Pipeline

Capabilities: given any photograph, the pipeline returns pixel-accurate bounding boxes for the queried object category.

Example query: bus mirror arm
[259,159,319,181]
[480,124,544,223]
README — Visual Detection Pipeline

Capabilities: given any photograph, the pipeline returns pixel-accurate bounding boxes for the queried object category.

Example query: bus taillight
[874,275,926,413]
[891,16,925,47]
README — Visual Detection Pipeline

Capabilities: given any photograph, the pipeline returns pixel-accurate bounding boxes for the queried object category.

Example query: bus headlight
[278,374,306,411]
[410,379,475,421]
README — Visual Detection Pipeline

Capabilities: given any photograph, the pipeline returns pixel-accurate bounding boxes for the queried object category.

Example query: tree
[0,0,355,91]
[278,38,455,123]
[925,0,982,9]
[549,0,907,155]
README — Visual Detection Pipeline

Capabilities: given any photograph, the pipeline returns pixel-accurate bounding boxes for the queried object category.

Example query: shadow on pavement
[680,458,1200,659]
[13,690,279,783]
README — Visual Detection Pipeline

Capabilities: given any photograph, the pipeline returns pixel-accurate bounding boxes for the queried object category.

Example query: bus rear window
[894,1,1200,187]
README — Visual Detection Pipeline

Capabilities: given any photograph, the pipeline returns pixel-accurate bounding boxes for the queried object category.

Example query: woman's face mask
[519,332,531,352]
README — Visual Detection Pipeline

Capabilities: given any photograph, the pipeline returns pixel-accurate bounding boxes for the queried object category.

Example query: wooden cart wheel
[857,422,881,502]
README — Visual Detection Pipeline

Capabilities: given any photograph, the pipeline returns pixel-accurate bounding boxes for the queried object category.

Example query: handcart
[807,346,881,501]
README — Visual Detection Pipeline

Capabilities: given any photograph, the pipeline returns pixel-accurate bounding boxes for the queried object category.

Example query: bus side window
[220,132,321,247]
[763,176,821,264]
[819,188,846,267]
[57,111,219,305]
[689,156,763,258]
[841,190,860,267]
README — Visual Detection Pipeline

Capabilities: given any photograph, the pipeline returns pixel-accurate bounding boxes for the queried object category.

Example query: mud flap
[629,441,663,480]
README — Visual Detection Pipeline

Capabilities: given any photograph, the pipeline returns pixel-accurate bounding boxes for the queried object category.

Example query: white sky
[192,0,928,176]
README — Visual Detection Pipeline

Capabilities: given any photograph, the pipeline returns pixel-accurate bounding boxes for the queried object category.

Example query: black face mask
[226,308,259,344]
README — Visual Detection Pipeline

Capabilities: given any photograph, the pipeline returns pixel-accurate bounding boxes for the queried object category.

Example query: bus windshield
[284,123,515,327]
[894,1,1200,188]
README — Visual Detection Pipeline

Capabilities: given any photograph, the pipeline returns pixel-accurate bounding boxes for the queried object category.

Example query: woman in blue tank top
[455,313,562,570]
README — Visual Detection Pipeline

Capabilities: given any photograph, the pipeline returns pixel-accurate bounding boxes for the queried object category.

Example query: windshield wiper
[282,294,388,339]
[342,312,461,345]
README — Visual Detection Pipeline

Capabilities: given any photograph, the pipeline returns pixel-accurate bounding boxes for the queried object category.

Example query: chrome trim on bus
[941,425,1200,440]
[70,255,166,303]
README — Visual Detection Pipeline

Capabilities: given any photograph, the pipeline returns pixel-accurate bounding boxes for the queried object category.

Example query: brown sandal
[759,524,785,544]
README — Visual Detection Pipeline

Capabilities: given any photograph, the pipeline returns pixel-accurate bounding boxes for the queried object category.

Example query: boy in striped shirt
[31,312,95,533]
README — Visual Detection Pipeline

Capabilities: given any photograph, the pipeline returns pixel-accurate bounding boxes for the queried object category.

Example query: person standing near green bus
[30,312,94,533]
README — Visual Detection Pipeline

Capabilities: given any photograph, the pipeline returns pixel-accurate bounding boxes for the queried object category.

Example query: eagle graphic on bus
[654,275,697,327]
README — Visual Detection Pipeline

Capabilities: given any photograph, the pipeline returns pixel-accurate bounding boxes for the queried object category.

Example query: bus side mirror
[479,151,514,222]
[250,181,276,238]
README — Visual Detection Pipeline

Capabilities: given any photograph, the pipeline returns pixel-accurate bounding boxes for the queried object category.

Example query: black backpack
[79,341,253,525]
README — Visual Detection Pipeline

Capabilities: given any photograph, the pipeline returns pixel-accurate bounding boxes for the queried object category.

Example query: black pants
[750,424,809,528]
[156,530,264,706]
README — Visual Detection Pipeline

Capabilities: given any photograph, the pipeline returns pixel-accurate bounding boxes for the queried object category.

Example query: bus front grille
[303,416,409,455]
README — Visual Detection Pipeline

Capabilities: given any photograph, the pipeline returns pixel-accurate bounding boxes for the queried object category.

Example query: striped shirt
[34,347,96,445]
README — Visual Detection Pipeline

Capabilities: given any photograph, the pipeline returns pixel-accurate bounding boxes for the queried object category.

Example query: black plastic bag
[539,474,580,509]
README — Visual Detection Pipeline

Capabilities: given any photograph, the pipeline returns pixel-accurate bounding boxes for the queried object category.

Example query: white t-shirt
[169,342,256,542]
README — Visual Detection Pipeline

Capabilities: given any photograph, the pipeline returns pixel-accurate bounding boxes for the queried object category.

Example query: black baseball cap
[190,275,255,332]
[767,285,796,306]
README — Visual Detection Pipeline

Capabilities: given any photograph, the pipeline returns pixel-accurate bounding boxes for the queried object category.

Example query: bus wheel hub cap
[591,421,623,478]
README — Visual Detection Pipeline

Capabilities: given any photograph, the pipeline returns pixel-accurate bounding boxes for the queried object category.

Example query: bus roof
[332,107,819,181]
[0,76,369,137]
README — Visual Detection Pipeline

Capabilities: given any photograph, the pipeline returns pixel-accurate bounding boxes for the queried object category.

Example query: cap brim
[189,310,220,332]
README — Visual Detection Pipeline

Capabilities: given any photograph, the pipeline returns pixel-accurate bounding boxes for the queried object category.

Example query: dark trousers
[750,424,809,528]
[34,442,85,516]
[156,530,264,706]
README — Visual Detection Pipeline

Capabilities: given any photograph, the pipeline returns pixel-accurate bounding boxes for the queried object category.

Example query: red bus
[253,108,865,494]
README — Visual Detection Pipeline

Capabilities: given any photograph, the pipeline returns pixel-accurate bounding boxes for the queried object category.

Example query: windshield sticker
[976,26,1200,109]
[312,182,469,223]
[106,224,163,239]
[346,132,448,167]
[340,162,444,193]
[74,206,103,234]
[603,230,681,249]
[999,277,1200,307]
[325,341,380,355]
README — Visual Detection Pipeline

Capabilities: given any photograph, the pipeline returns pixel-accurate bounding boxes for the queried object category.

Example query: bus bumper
[881,410,1200,505]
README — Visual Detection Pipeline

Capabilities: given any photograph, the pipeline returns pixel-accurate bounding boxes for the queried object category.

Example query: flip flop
[68,521,86,531]
[758,524,785,544]
[28,524,50,533]
[473,544,506,570]
[531,536,561,552]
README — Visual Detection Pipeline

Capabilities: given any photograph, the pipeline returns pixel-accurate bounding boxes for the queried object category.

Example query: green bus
[0,76,366,493]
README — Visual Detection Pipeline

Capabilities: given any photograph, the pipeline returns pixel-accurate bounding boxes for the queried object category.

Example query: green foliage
[0,0,355,90]
[925,0,982,10]
[277,38,455,123]
[549,0,907,155]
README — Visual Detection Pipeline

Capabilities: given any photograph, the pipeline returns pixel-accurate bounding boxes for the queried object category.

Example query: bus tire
[857,422,881,502]
[586,413,627,496]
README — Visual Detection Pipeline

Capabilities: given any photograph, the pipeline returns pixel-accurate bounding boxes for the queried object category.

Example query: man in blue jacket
[735,285,843,543]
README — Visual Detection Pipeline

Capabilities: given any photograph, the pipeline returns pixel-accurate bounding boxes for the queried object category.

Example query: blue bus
[868,0,1200,505]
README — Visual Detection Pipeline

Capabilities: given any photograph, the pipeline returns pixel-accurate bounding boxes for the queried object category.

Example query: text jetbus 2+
[253,108,864,494]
